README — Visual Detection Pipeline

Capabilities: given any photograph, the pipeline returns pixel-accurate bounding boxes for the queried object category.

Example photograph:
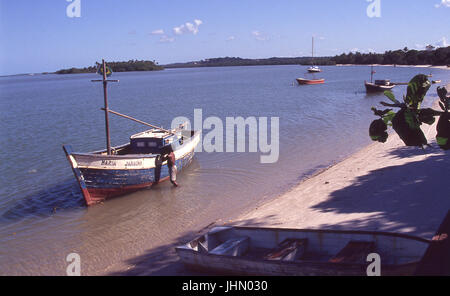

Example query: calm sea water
[0,65,448,275]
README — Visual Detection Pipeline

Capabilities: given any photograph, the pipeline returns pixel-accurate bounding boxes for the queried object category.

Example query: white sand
[234,97,450,239]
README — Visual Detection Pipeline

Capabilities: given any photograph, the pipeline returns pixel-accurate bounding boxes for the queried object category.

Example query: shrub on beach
[369,74,449,150]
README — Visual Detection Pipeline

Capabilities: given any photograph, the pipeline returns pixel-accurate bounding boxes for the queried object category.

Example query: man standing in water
[163,145,178,187]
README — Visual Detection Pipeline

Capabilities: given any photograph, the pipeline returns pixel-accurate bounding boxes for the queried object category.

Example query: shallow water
[0,65,448,275]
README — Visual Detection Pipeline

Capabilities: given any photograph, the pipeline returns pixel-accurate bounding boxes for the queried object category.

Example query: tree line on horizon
[55,60,163,74]
[55,46,450,74]
[333,46,450,66]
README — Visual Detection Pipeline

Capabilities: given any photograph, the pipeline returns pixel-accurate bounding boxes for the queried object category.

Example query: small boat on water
[63,60,200,206]
[365,65,395,93]
[176,226,430,276]
[296,78,325,85]
[307,66,321,73]
[432,80,442,84]
[307,36,322,73]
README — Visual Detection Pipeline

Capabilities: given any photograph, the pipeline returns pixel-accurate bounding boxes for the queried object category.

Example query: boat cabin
[129,129,174,154]
[374,79,391,86]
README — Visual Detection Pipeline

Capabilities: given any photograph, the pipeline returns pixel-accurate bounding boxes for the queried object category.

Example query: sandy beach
[234,92,450,238]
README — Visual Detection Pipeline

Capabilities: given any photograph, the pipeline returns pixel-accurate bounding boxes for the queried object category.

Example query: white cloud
[435,0,450,8]
[435,37,449,47]
[252,30,268,41]
[173,19,203,35]
[159,35,175,43]
[151,29,165,35]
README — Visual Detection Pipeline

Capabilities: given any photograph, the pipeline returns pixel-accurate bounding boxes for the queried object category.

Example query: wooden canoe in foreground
[175,226,430,276]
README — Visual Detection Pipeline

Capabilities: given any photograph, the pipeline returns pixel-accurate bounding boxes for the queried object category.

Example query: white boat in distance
[307,36,322,73]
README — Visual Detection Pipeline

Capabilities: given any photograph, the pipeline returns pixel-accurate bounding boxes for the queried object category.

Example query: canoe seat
[329,241,375,263]
[264,238,308,261]
[209,236,250,257]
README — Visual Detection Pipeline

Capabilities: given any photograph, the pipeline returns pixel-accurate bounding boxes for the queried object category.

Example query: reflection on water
[0,65,448,275]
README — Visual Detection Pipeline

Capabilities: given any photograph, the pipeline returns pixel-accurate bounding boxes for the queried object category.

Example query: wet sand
[111,85,449,276]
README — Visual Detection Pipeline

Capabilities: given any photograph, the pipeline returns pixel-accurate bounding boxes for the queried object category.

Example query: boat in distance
[296,78,325,85]
[64,128,200,206]
[175,226,430,276]
[364,80,395,93]
[365,65,395,93]
[307,66,322,73]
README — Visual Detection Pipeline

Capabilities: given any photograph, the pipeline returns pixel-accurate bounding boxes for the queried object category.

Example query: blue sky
[0,0,449,75]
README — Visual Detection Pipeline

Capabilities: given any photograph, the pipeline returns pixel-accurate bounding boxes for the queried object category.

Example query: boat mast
[371,65,374,83]
[92,59,119,155]
[311,36,314,66]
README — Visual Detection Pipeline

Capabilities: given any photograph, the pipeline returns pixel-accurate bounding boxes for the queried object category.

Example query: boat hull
[296,78,325,85]
[176,226,430,276]
[63,131,200,206]
[307,69,322,73]
[365,81,395,93]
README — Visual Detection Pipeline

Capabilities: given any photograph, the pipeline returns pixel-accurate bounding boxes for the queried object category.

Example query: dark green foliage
[392,108,427,146]
[163,46,450,69]
[369,119,388,143]
[418,108,437,125]
[436,86,450,150]
[436,113,450,150]
[437,87,449,111]
[56,60,163,74]
[332,46,450,66]
[370,75,449,150]
[405,75,431,108]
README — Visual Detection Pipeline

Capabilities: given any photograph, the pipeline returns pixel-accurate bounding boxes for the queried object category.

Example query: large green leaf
[405,74,431,108]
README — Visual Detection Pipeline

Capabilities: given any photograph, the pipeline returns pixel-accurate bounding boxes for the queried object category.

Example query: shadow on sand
[309,146,450,236]
[110,145,449,276]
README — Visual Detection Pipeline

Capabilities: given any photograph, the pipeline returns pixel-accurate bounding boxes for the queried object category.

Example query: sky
[0,0,449,75]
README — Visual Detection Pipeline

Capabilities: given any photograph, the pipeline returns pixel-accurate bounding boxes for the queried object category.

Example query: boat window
[148,142,157,147]
[136,142,145,147]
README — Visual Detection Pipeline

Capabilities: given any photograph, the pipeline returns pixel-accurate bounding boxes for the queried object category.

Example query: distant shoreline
[1,63,448,78]
[336,64,449,70]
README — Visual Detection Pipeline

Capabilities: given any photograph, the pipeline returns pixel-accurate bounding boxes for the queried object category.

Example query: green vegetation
[369,75,449,150]
[164,57,336,68]
[56,60,163,74]
[334,46,450,65]
[165,46,450,68]
[54,47,450,74]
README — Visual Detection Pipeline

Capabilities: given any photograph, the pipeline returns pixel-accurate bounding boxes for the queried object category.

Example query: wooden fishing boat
[176,226,430,276]
[63,60,201,206]
[64,128,200,206]
[296,78,325,85]
[365,65,395,93]
[365,80,395,93]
